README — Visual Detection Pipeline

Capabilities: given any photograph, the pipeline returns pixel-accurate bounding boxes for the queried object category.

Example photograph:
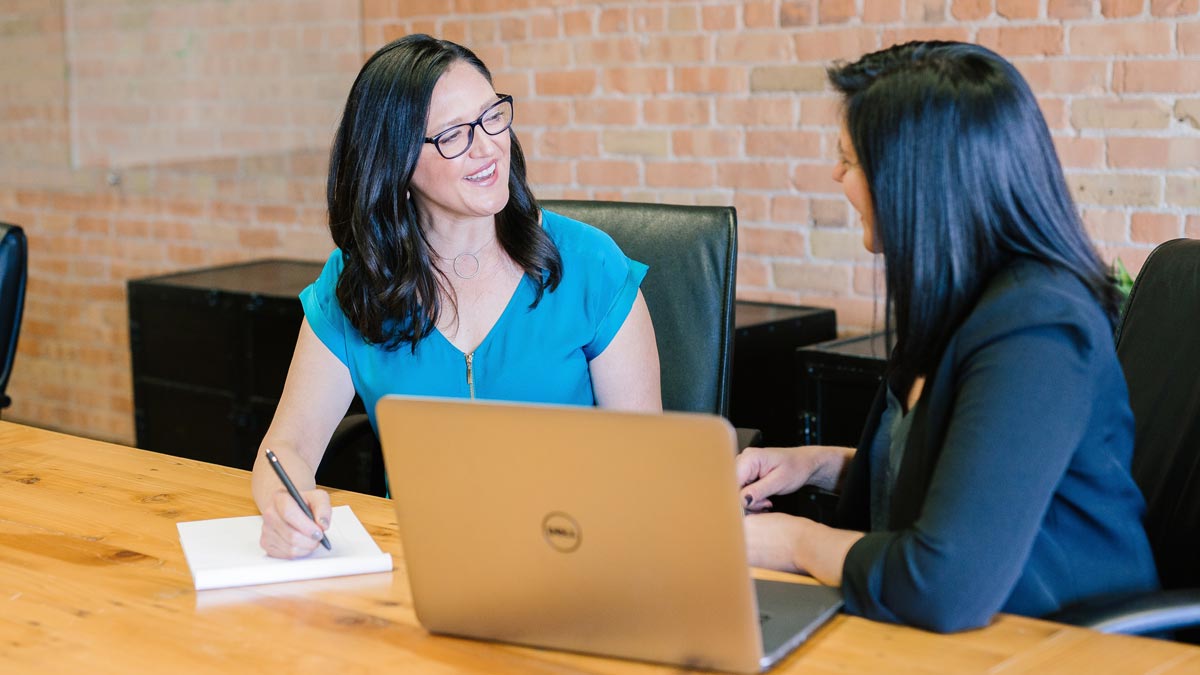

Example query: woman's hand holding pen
[260,485,332,558]
[257,448,333,559]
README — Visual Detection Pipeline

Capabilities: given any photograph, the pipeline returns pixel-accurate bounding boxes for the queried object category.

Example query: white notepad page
[177,505,394,590]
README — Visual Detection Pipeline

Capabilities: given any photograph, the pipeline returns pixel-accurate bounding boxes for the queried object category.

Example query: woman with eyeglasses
[737,42,1158,631]
[252,34,661,558]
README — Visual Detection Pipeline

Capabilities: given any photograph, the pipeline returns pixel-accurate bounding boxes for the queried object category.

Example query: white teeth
[466,163,496,181]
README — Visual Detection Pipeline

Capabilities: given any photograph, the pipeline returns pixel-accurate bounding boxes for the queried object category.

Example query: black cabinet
[128,259,322,469]
[730,302,836,446]
[795,332,888,447]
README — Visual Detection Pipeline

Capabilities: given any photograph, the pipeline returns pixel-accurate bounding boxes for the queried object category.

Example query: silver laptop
[376,396,843,674]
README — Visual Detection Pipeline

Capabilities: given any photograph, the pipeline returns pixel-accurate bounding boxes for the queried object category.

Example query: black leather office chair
[0,223,27,413]
[542,199,737,416]
[1050,238,1200,639]
[320,200,742,495]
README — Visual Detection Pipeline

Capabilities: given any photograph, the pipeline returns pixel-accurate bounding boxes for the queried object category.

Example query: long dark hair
[326,34,561,351]
[828,41,1120,387]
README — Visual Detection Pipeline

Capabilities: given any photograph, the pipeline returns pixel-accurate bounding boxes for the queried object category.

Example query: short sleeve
[299,250,351,366]
[582,248,648,361]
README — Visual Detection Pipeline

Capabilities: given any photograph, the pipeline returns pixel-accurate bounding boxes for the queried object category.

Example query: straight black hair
[828,41,1120,387]
[326,34,561,351]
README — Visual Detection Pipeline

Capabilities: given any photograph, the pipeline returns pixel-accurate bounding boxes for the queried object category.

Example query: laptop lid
[376,396,839,673]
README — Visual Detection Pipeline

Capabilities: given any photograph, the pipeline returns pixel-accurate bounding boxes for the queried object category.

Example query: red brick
[1152,0,1199,15]
[738,257,770,288]
[717,161,793,190]
[952,0,992,20]
[976,25,1065,56]
[794,28,878,62]
[702,5,738,30]
[1017,60,1108,94]
[562,9,592,36]
[1108,137,1191,169]
[573,99,638,125]
[746,130,822,158]
[863,0,904,21]
[632,7,665,32]
[820,0,857,24]
[603,67,669,94]
[1101,0,1145,17]
[529,13,557,39]
[717,33,793,62]
[645,161,715,189]
[1070,22,1172,55]
[906,0,948,21]
[1049,0,1095,18]
[781,0,815,26]
[744,2,778,27]
[718,98,797,126]
[1131,212,1181,242]
[575,37,640,65]
[576,160,640,187]
[771,195,811,224]
[535,70,597,96]
[667,6,699,31]
[1182,21,1200,54]
[642,35,710,63]
[810,199,850,228]
[643,99,711,125]
[598,8,630,33]
[1082,209,1129,242]
[998,0,1042,18]
[741,226,807,257]
[676,67,746,93]
[1116,61,1200,93]
[540,130,598,158]
[519,100,571,126]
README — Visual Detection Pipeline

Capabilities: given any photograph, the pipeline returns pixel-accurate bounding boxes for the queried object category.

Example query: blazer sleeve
[840,314,1104,632]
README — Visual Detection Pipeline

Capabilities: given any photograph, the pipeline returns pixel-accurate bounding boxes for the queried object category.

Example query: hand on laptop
[259,486,332,559]
[737,445,854,512]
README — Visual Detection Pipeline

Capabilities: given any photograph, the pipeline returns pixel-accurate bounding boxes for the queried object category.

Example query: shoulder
[540,208,624,262]
[955,259,1113,356]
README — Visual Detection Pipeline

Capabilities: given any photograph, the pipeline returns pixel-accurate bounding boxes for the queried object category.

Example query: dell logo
[542,512,581,553]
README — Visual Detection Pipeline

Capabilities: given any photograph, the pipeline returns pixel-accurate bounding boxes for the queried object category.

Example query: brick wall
[2,0,1199,443]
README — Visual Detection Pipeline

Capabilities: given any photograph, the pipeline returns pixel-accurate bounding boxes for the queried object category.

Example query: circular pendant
[452,253,480,279]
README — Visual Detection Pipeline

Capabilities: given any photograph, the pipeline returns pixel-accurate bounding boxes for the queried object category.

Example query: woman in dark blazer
[737,41,1159,632]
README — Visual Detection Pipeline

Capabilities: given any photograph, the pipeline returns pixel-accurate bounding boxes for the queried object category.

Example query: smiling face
[408,60,511,231]
[832,122,880,254]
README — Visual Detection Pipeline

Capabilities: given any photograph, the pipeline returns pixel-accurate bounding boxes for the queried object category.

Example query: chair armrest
[1048,588,1200,635]
[735,427,762,451]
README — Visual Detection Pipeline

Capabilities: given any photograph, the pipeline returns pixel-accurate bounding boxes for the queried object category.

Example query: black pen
[265,448,332,551]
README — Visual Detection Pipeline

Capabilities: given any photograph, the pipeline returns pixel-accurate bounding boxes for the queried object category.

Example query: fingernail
[319,517,330,527]
[744,494,752,506]
[312,531,323,541]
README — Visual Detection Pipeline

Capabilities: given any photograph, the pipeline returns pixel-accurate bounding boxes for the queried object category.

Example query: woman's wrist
[807,445,853,491]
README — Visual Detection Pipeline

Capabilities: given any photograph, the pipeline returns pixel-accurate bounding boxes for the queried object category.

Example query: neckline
[432,272,529,356]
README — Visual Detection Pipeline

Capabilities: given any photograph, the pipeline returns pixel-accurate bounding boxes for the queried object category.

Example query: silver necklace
[434,235,494,280]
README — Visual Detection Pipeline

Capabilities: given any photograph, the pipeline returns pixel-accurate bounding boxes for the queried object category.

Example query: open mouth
[465,162,496,182]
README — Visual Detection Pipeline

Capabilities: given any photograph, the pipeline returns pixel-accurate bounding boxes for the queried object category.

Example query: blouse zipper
[465,352,476,400]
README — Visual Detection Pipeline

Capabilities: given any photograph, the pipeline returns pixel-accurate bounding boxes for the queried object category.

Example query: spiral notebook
[177,505,393,590]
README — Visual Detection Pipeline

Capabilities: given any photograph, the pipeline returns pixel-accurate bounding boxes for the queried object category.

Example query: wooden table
[2,421,1198,674]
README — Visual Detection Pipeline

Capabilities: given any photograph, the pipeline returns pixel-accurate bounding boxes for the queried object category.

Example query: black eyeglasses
[424,94,514,160]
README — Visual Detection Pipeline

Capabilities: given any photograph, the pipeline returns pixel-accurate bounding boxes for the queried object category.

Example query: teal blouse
[300,209,648,428]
